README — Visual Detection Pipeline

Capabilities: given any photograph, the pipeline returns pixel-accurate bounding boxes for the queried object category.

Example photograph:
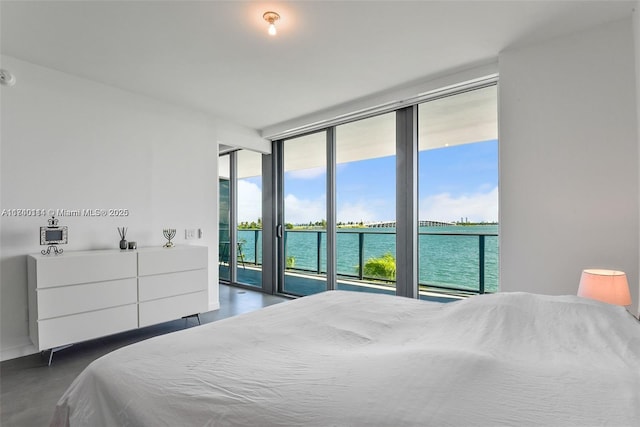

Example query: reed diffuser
[117,227,128,250]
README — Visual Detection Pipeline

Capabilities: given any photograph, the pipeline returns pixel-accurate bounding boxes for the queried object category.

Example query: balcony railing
[235,228,498,294]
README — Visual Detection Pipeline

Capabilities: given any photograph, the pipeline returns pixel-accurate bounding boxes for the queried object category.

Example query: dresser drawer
[37,278,137,320]
[139,291,208,327]
[137,246,207,276]
[138,269,207,302]
[32,251,137,288]
[37,304,138,350]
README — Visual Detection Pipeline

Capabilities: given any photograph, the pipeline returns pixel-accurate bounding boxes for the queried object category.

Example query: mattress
[51,291,640,426]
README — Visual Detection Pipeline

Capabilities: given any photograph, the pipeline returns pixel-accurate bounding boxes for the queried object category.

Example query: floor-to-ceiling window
[260,78,498,299]
[335,112,397,295]
[281,131,327,295]
[417,85,499,298]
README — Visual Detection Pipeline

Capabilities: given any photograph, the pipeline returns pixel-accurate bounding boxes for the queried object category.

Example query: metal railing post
[254,229,259,265]
[358,232,365,280]
[478,234,485,294]
[317,231,322,274]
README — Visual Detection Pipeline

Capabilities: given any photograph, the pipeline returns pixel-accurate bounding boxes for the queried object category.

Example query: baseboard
[1,337,37,362]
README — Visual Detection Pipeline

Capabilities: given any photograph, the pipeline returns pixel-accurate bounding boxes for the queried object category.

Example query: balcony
[220,227,498,300]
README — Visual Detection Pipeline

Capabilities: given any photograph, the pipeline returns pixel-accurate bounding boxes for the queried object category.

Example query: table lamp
[577,269,632,306]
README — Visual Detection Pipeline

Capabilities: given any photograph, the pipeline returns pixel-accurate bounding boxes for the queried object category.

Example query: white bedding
[51,291,640,426]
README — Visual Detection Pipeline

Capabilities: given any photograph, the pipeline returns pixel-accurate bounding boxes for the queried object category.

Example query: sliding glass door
[335,112,397,295]
[281,131,327,296]
[417,85,499,297]
[218,149,264,289]
[236,150,263,288]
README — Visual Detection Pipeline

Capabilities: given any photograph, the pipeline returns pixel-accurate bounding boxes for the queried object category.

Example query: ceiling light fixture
[263,11,280,36]
[0,69,16,87]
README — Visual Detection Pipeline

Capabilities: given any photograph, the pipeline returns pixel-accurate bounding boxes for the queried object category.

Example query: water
[237,225,499,293]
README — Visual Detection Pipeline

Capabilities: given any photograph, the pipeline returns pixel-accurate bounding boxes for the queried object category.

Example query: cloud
[237,179,262,223]
[284,193,326,224]
[237,180,327,225]
[237,180,498,225]
[288,167,326,180]
[420,187,498,223]
[337,201,378,223]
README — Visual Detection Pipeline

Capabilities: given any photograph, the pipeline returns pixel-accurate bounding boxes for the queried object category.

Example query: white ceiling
[1,1,635,135]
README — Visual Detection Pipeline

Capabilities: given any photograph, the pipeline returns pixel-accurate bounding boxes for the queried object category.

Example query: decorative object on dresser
[40,216,67,256]
[163,228,176,248]
[117,227,128,250]
[27,245,208,365]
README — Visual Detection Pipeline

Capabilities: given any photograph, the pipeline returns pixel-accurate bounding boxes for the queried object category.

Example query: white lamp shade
[578,269,632,306]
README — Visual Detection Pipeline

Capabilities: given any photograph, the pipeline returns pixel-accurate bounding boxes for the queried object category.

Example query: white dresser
[27,245,208,354]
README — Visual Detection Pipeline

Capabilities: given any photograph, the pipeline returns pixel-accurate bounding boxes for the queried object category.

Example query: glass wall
[417,85,499,297]
[233,79,499,299]
[282,131,327,295]
[335,112,397,295]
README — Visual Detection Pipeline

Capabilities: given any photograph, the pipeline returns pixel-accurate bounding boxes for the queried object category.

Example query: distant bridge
[366,220,455,228]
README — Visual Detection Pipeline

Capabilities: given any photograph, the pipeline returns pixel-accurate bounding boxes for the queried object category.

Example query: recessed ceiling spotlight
[0,69,16,87]
[263,11,280,36]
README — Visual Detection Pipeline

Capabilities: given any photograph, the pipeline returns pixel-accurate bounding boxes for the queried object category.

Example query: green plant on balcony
[286,256,296,269]
[358,253,396,280]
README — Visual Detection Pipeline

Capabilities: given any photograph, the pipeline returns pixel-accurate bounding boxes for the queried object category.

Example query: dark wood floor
[0,284,288,427]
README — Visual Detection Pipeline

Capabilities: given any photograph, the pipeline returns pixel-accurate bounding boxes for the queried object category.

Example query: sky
[237,139,498,225]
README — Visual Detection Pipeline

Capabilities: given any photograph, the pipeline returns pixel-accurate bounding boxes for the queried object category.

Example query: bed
[51,290,640,426]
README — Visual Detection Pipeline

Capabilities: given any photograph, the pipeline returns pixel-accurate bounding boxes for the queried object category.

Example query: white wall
[0,55,255,360]
[499,18,640,315]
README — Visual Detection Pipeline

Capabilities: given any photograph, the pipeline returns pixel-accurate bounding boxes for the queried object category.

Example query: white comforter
[51,291,640,426]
